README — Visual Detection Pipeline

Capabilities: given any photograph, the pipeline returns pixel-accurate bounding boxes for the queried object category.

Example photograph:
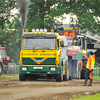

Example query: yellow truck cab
[17,29,69,81]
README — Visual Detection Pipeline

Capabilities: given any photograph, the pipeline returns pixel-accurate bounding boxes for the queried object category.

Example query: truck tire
[27,75,37,81]
[56,62,63,82]
[63,61,69,81]
[33,75,38,80]
[68,57,73,80]
[69,62,73,80]
[3,65,8,74]
[81,59,87,79]
[19,73,26,81]
[69,72,73,80]
[63,66,67,81]
[67,64,69,80]
[0,64,3,76]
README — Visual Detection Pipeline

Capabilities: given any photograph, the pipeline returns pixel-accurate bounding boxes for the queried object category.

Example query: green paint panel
[22,58,55,65]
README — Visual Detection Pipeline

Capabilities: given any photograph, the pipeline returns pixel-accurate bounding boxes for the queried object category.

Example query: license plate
[33,67,43,69]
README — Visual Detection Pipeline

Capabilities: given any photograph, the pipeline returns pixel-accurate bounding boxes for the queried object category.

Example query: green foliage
[26,0,66,31]
[0,0,21,63]
[77,12,99,35]
[0,0,18,46]
[24,0,100,35]
[1,0,100,63]
[0,29,17,46]
[67,0,100,35]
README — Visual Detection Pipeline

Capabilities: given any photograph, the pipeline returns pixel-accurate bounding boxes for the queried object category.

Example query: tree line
[0,0,100,63]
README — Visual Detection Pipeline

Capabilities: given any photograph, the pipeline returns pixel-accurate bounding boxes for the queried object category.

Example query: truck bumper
[19,66,59,75]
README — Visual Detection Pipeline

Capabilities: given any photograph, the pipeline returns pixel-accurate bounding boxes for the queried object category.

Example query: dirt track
[0,77,100,100]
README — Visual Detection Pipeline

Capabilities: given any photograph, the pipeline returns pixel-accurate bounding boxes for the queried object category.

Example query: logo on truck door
[31,57,47,64]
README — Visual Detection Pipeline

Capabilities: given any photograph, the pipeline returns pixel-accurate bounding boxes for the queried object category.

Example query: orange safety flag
[89,71,94,79]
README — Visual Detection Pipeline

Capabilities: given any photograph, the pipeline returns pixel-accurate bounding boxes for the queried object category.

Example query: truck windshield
[22,38,56,50]
[66,37,74,46]
[0,49,6,57]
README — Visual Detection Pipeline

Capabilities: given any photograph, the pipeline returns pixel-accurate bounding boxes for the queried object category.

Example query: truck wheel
[0,64,3,76]
[81,67,87,79]
[63,66,67,81]
[27,75,37,81]
[56,62,63,82]
[3,65,8,74]
[19,73,26,81]
[63,60,68,81]
[33,75,38,80]
[81,59,87,79]
[69,62,73,80]
[67,64,69,80]
[56,69,63,82]
[69,75,73,80]
[64,61,69,81]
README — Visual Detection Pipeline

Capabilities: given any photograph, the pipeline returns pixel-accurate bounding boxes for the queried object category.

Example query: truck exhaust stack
[16,0,31,29]
[22,28,24,34]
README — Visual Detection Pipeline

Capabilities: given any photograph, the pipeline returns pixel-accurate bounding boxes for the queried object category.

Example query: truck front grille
[22,58,55,65]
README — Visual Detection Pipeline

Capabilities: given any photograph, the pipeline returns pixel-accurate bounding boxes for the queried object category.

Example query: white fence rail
[94,63,100,77]
[94,67,100,77]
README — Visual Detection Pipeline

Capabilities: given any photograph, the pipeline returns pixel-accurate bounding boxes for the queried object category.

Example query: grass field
[1,75,100,79]
[93,77,100,80]
[1,75,19,77]
[69,93,100,100]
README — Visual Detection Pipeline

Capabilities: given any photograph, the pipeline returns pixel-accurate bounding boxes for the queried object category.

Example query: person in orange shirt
[83,51,95,86]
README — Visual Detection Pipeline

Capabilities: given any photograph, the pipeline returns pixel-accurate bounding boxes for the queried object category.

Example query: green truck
[16,29,71,81]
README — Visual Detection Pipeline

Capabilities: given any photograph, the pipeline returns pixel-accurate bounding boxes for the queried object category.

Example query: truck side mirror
[61,40,64,47]
[16,39,20,48]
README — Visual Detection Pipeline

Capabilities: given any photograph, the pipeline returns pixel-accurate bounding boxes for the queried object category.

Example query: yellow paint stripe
[30,57,47,64]
[42,57,47,61]
[31,57,36,61]
[23,65,57,67]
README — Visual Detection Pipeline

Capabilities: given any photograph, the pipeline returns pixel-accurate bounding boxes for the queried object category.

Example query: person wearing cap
[83,51,95,86]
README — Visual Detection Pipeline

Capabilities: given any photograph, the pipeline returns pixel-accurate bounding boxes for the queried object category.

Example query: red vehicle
[0,47,10,65]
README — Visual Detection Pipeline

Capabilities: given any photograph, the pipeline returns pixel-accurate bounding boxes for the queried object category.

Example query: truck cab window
[22,38,56,50]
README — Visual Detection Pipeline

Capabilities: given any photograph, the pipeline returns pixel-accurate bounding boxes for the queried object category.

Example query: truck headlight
[22,67,27,71]
[50,68,56,71]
